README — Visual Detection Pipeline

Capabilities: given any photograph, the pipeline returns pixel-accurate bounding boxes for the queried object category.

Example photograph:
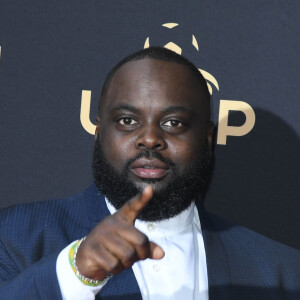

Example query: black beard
[92,140,213,222]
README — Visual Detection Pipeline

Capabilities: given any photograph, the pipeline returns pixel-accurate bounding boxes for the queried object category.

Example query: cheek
[100,131,136,170]
[169,145,199,170]
[168,136,205,170]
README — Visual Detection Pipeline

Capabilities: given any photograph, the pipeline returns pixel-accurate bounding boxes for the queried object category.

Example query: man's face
[94,58,213,221]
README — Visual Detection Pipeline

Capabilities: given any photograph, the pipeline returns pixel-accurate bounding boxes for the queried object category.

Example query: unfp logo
[80,23,255,145]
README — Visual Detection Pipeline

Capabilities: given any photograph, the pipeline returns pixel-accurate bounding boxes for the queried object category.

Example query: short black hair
[99,46,210,112]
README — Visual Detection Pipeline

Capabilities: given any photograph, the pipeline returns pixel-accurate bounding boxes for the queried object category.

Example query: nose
[135,125,167,151]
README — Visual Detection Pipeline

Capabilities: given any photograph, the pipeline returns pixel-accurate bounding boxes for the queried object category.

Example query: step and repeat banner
[0,1,299,249]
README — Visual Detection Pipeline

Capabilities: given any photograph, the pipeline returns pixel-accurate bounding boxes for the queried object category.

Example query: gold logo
[80,23,255,145]
[144,23,219,96]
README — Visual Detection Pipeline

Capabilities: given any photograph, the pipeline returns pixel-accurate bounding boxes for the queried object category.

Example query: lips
[130,158,169,179]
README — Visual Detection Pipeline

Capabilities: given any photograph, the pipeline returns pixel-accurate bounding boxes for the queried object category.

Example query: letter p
[217,100,256,145]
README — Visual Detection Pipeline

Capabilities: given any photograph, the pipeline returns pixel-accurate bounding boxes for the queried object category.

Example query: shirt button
[147,223,156,231]
[153,264,160,272]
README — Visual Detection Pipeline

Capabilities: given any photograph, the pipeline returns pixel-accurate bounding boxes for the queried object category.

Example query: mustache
[125,150,175,170]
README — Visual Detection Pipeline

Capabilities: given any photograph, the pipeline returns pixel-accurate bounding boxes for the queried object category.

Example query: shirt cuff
[56,240,109,300]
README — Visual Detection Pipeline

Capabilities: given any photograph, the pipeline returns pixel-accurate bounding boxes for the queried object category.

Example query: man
[0,47,299,300]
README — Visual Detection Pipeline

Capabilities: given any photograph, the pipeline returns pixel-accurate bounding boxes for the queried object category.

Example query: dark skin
[76,58,214,280]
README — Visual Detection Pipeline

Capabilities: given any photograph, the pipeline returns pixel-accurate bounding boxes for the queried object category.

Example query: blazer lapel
[197,203,232,300]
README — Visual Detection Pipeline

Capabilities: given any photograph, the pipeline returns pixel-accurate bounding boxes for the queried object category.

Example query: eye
[118,117,138,126]
[163,120,183,128]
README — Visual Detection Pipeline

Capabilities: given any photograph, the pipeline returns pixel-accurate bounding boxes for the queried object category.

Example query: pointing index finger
[118,185,153,223]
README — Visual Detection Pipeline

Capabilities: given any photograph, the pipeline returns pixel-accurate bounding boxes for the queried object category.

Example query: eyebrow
[161,106,191,114]
[111,104,140,113]
[110,104,191,114]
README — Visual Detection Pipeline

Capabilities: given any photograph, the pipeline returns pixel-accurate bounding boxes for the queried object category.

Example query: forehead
[102,58,208,116]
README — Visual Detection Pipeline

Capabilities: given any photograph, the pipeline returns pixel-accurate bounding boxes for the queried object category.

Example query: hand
[76,185,165,280]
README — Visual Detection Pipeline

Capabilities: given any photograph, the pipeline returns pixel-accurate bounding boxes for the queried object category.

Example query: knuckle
[102,215,117,227]
[139,252,148,261]
[137,234,149,247]
[115,213,128,223]
[122,250,136,263]
[122,260,134,269]
[122,253,136,268]
[137,246,149,260]
[107,259,120,272]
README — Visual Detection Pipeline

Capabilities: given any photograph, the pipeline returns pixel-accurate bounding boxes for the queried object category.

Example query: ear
[206,121,214,155]
[95,116,100,140]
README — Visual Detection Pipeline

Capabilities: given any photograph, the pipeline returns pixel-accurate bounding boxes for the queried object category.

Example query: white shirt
[56,199,209,300]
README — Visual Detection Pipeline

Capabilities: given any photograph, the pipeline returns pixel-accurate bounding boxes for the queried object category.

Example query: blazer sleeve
[0,239,63,300]
[0,200,69,300]
[0,188,97,300]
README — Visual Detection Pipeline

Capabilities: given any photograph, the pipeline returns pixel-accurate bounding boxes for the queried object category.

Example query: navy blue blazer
[0,183,299,299]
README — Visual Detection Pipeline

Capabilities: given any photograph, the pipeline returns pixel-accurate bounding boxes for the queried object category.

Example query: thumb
[149,241,165,260]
